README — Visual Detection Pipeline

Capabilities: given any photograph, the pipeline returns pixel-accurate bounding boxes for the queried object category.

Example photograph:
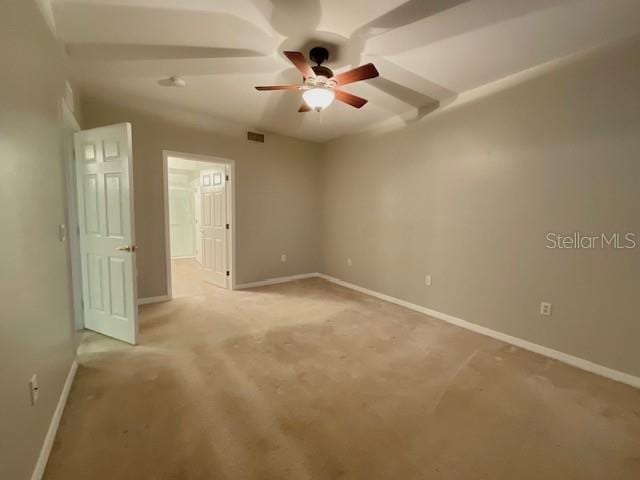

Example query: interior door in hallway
[200,167,228,288]
[193,179,202,264]
[74,123,138,344]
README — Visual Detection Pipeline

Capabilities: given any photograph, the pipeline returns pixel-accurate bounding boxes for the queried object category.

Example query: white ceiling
[52,0,640,142]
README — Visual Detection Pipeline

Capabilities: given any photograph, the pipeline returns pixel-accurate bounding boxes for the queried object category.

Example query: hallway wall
[0,1,77,478]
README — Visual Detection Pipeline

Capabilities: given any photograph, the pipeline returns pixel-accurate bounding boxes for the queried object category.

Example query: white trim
[234,272,319,290]
[137,295,171,305]
[31,359,78,480]
[171,255,196,260]
[60,98,83,334]
[161,152,173,301]
[317,273,640,390]
[162,150,237,295]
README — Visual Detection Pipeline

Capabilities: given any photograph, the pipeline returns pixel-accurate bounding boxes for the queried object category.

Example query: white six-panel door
[193,180,202,264]
[74,123,138,344]
[200,168,228,288]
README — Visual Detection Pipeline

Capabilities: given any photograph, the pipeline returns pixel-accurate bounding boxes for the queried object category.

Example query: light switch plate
[30,374,39,406]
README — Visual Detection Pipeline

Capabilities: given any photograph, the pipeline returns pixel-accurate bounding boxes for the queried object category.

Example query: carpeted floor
[170,258,207,298]
[44,277,640,479]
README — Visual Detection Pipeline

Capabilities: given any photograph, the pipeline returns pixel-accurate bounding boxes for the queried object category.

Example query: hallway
[171,258,209,298]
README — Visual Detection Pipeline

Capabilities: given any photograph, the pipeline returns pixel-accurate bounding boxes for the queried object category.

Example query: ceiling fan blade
[283,51,316,79]
[335,90,369,108]
[255,85,301,91]
[335,90,368,108]
[298,103,312,112]
[334,63,379,86]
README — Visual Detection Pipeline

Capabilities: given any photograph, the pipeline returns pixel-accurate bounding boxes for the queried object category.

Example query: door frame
[60,98,83,333]
[192,178,202,264]
[162,150,236,298]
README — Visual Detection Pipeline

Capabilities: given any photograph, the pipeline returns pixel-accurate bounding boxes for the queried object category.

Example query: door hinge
[226,223,229,230]
[226,270,230,277]
[225,174,229,181]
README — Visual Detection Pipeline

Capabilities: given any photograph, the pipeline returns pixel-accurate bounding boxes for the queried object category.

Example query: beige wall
[0,1,77,478]
[82,98,323,298]
[2,9,638,480]
[321,37,640,378]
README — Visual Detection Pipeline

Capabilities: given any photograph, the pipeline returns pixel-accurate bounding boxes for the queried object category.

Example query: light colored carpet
[170,258,207,298]
[44,278,640,479]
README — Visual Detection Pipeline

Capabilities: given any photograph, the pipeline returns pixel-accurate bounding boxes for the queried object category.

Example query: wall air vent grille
[247,131,265,143]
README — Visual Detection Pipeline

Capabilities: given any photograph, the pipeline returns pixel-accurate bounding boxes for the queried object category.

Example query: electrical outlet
[281,254,287,262]
[29,374,39,406]
[540,302,552,316]
[425,274,432,286]
[347,258,353,267]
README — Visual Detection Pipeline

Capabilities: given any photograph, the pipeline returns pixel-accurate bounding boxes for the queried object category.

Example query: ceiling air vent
[247,131,265,143]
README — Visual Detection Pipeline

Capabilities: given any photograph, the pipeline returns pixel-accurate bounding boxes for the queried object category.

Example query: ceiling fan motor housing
[309,47,334,79]
[309,46,330,65]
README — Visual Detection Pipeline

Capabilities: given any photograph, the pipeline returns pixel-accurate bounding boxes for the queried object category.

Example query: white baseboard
[137,295,171,305]
[317,273,640,390]
[31,359,78,480]
[234,272,319,290]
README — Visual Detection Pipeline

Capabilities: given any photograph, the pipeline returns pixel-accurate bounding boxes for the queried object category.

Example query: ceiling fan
[255,47,379,112]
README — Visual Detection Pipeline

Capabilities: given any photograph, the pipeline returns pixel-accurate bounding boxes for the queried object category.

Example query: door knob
[116,245,137,252]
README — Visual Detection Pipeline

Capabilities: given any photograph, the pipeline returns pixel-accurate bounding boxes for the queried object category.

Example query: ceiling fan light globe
[303,87,335,111]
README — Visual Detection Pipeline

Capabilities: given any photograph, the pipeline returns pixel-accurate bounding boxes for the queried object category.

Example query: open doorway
[162,151,235,298]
